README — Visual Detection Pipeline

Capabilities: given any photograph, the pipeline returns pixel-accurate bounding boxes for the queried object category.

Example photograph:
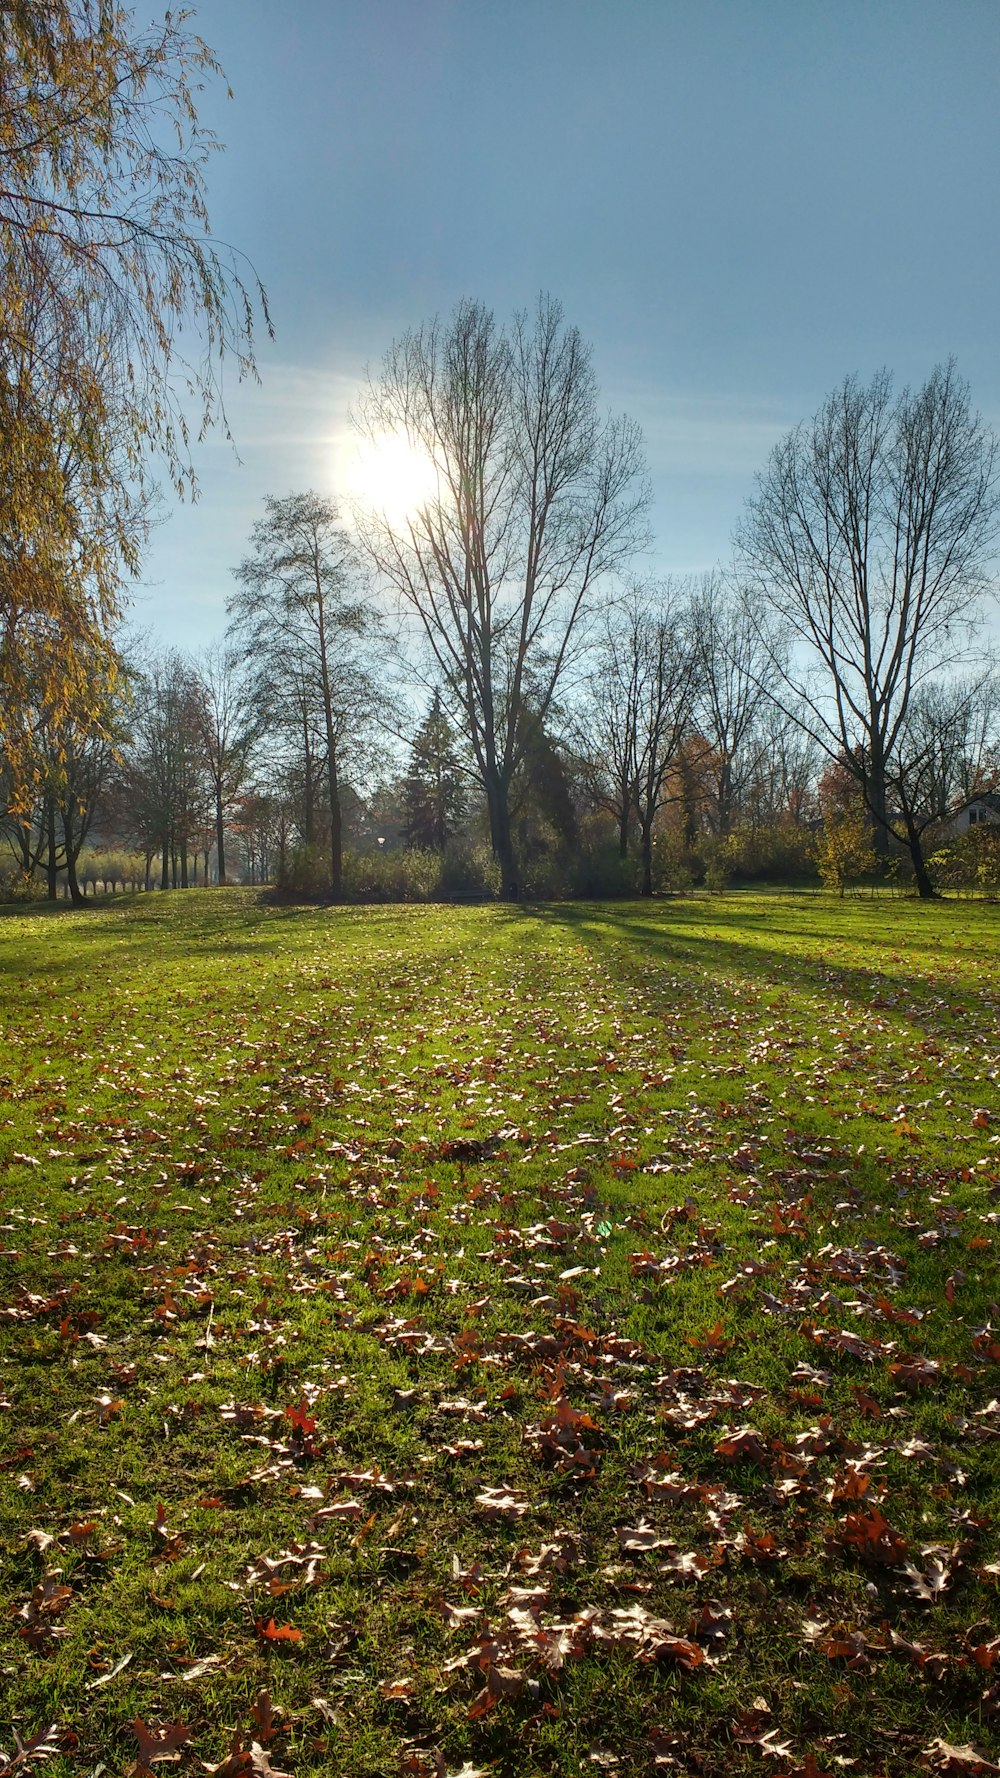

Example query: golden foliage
[0,1,266,804]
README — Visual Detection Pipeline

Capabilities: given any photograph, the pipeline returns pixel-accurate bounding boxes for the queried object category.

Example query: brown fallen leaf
[642,1630,704,1671]
[889,1357,941,1389]
[688,1600,731,1647]
[163,1655,224,1683]
[922,1740,1000,1774]
[687,1320,732,1352]
[832,1507,908,1565]
[732,1718,794,1759]
[888,1629,950,1682]
[0,1721,61,1774]
[132,1718,192,1767]
[311,1499,364,1521]
[616,1524,672,1553]
[250,1745,291,1778]
[715,1426,769,1464]
[474,1488,529,1519]
[380,1678,416,1699]
[200,1735,293,1778]
[201,1740,253,1778]
[250,1691,281,1743]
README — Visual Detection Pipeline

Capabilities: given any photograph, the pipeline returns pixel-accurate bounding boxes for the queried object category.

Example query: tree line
[3,499,996,904]
[1,8,998,904]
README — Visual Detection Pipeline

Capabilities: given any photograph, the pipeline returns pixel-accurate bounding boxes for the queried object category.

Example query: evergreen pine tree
[403,692,466,850]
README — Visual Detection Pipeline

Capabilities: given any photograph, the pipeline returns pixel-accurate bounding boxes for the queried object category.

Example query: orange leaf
[255,1617,303,1644]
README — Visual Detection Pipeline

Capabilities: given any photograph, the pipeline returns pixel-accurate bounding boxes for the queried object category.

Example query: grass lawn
[1,889,999,1778]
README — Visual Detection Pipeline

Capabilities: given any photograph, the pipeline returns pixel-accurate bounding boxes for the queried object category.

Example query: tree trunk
[639,819,653,896]
[46,797,58,900]
[866,735,891,861]
[15,822,33,875]
[301,718,315,846]
[327,747,342,898]
[160,843,169,890]
[718,757,733,837]
[215,790,226,886]
[903,818,936,899]
[618,804,629,860]
[61,802,86,905]
[66,849,84,905]
[486,775,518,900]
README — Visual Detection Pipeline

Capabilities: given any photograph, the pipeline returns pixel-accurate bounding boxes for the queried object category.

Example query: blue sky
[138,0,1000,648]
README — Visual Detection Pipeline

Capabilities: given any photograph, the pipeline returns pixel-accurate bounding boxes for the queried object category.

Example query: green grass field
[2,890,999,1778]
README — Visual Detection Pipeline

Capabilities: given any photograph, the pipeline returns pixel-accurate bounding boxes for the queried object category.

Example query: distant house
[949,793,1000,835]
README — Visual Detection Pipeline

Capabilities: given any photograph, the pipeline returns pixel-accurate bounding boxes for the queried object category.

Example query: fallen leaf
[922,1740,1000,1774]
[255,1618,303,1644]
[0,1722,61,1774]
[474,1488,529,1519]
[132,1718,192,1767]
[86,1651,133,1689]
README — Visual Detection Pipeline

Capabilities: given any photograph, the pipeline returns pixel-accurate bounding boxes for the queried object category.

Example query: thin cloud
[611,384,796,479]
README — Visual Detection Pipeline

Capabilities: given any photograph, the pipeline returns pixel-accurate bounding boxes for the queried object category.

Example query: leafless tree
[585,596,646,860]
[632,595,699,895]
[885,676,999,891]
[588,584,697,894]
[688,572,776,836]
[736,362,999,894]
[117,649,208,889]
[191,644,261,886]
[355,295,648,899]
[228,493,379,896]
[742,703,820,829]
[1,685,119,901]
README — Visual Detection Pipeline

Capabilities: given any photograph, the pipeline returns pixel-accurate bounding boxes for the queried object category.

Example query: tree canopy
[355,295,649,899]
[0,0,266,803]
[736,363,999,893]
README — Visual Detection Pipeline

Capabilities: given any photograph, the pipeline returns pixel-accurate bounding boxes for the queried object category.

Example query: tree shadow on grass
[0,891,506,979]
[517,899,998,1046]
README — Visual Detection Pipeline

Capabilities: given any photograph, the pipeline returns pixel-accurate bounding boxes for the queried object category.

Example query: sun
[347,428,437,525]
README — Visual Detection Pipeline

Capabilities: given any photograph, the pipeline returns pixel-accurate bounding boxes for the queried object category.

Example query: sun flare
[348,429,437,524]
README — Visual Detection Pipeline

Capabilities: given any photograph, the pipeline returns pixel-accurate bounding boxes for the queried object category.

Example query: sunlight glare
[348,429,437,524]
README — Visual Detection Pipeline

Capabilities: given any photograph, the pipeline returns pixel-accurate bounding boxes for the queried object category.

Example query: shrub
[700,834,737,892]
[439,838,500,900]
[651,829,696,893]
[928,827,1000,897]
[710,822,817,885]
[519,846,571,901]
[0,867,44,903]
[568,838,641,900]
[276,842,329,899]
[342,847,442,903]
[814,808,877,895]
